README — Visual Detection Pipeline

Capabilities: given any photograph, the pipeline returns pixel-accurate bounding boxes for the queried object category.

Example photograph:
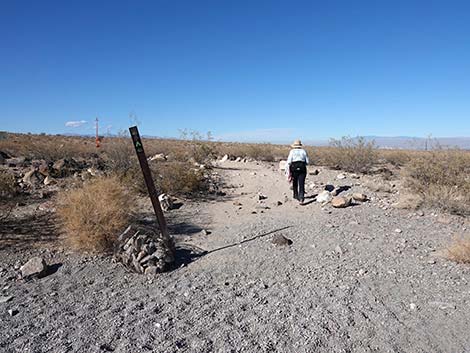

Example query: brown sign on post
[129,126,174,253]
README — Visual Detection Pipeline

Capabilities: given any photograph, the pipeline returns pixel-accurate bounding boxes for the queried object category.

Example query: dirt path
[1,161,470,353]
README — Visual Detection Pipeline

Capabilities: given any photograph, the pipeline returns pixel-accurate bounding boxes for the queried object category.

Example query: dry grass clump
[404,150,470,215]
[443,234,470,263]
[0,170,17,198]
[57,176,135,252]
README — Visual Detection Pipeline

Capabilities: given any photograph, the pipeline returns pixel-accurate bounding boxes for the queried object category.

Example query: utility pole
[95,117,100,148]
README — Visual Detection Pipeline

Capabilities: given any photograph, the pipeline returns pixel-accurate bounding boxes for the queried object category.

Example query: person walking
[286,139,309,204]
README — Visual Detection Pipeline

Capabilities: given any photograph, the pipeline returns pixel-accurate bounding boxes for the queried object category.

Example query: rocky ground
[1,159,470,353]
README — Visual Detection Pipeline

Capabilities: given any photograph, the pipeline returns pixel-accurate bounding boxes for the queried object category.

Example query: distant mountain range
[305,136,470,150]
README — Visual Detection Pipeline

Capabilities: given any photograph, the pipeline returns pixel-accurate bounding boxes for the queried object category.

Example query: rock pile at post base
[114,226,175,274]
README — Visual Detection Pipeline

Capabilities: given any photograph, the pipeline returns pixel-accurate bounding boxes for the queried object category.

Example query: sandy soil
[1,160,469,353]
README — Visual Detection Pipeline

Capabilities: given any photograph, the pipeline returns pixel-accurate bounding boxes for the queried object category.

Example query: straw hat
[291,139,303,148]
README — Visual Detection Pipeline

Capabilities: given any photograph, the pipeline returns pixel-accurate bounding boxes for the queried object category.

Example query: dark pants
[292,170,306,202]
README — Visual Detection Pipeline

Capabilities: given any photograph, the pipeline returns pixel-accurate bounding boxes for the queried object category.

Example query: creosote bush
[57,177,135,252]
[404,150,470,215]
[0,170,17,198]
[317,137,379,173]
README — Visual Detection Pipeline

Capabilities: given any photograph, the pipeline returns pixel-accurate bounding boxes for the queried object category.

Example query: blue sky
[1,0,469,142]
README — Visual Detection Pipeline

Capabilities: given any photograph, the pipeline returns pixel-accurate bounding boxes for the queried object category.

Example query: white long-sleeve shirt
[287,148,309,165]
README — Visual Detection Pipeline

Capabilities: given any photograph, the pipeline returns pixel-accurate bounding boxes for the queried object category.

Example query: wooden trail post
[129,126,174,253]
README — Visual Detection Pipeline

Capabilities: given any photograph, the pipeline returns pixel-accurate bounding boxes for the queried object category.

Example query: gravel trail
[1,160,469,353]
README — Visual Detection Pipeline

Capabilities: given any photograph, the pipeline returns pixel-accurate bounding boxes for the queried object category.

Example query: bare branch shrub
[57,177,135,253]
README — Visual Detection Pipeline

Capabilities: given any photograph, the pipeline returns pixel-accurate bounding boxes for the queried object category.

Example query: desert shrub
[0,170,17,198]
[120,161,207,197]
[102,134,136,173]
[57,176,135,252]
[443,234,470,263]
[379,150,413,166]
[215,142,285,162]
[319,137,379,173]
[0,132,97,161]
[404,150,470,215]
[178,129,217,164]
[156,162,207,195]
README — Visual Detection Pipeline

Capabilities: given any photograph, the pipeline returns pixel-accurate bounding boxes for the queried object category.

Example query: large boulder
[20,257,48,279]
[331,196,352,208]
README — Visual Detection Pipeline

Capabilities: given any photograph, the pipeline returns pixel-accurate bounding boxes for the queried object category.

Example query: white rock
[149,153,167,162]
[316,191,332,203]
[279,160,287,171]
[158,194,173,211]
[20,257,48,279]
[220,154,229,163]
[43,176,56,186]
[336,173,346,180]
[410,303,418,311]
[394,228,403,234]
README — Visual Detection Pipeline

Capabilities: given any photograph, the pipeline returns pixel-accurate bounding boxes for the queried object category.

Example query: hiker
[286,139,309,204]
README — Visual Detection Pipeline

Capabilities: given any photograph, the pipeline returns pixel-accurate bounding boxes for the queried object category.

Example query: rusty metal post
[129,126,174,253]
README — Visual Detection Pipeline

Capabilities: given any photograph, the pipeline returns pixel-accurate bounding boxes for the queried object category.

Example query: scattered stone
[428,259,436,264]
[158,194,173,211]
[8,309,19,316]
[220,155,229,163]
[331,196,352,208]
[0,296,13,303]
[394,228,403,234]
[308,183,316,189]
[144,266,159,275]
[335,245,344,255]
[410,303,418,311]
[336,173,346,180]
[309,169,320,175]
[233,201,242,206]
[43,176,56,186]
[350,173,360,179]
[416,210,425,217]
[20,257,48,279]
[149,153,167,162]
[272,234,293,246]
[316,191,332,203]
[437,215,452,225]
[258,193,268,200]
[358,269,366,276]
[6,157,25,167]
[276,201,283,206]
[114,227,175,274]
[324,184,335,192]
[352,193,368,202]
[235,157,242,162]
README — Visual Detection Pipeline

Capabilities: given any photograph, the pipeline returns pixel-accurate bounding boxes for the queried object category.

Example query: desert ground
[1,156,469,353]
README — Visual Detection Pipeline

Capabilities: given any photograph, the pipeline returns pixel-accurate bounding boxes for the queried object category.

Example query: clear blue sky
[1,0,469,142]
